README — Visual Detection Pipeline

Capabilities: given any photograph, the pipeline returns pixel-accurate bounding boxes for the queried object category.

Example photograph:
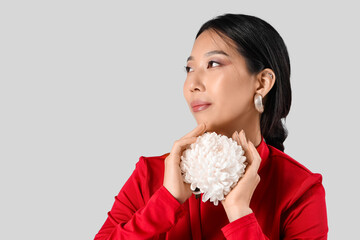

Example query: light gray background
[0,1,358,239]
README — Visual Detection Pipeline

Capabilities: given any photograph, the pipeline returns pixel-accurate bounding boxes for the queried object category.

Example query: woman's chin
[194,119,226,133]
[196,121,219,134]
[202,124,232,138]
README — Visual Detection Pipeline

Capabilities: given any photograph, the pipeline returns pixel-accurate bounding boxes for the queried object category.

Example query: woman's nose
[189,70,205,92]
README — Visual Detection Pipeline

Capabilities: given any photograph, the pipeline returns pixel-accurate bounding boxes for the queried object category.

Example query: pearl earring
[254,93,264,113]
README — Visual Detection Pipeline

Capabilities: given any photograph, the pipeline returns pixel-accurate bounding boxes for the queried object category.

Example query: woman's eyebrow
[187,50,229,62]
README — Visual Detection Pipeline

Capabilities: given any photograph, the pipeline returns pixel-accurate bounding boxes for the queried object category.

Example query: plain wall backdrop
[0,1,359,239]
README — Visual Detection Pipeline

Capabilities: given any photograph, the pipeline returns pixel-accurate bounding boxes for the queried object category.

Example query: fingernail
[239,130,245,142]
[243,137,249,148]
[232,131,237,139]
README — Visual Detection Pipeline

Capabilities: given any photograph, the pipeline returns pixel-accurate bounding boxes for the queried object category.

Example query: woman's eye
[184,66,193,73]
[184,61,219,73]
[208,61,220,68]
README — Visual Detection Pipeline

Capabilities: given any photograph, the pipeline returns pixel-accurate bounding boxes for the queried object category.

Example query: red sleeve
[221,213,269,240]
[94,157,187,240]
[221,174,328,240]
[281,174,328,239]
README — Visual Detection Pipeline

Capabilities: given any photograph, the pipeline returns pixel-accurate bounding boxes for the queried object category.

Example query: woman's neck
[207,120,262,148]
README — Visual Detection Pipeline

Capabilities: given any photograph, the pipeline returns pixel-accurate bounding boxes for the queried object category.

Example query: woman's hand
[221,130,262,222]
[163,122,207,204]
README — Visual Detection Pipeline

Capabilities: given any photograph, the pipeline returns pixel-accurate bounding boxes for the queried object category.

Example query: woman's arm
[220,130,269,239]
[221,212,268,240]
[94,123,207,239]
[220,131,328,239]
[281,174,328,239]
[221,174,328,240]
[94,156,187,240]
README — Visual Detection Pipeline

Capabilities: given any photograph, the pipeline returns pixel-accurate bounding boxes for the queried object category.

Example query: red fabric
[94,136,328,239]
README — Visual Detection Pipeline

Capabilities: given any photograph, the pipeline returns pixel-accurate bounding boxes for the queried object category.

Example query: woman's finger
[170,136,198,157]
[180,122,206,140]
[235,131,258,176]
[232,131,239,145]
[237,130,253,165]
[247,141,261,170]
[166,136,200,166]
[238,131,262,176]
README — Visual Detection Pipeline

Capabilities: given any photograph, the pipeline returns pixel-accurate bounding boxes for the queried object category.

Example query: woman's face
[183,29,258,136]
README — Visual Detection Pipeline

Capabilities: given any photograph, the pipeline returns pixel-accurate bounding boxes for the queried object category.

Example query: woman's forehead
[191,30,238,59]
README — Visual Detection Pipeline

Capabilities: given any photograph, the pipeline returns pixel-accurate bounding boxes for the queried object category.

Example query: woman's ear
[255,68,276,98]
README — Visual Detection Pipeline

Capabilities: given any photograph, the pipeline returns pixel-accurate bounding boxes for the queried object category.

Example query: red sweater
[94,137,328,239]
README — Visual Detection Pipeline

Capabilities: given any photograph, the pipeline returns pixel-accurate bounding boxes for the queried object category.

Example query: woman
[94,13,328,239]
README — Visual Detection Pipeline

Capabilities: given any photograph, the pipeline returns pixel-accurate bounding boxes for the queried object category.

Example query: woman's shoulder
[133,152,170,196]
[134,152,170,178]
[265,144,327,217]
[268,144,321,177]
[266,144,324,192]
[136,152,170,170]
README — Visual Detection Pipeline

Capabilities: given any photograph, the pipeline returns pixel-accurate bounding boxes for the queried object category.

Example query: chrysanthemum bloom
[180,132,247,206]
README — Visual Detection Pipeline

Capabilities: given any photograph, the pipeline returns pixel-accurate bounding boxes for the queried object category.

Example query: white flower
[180,132,247,206]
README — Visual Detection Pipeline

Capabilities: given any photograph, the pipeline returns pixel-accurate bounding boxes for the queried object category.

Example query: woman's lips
[192,104,211,112]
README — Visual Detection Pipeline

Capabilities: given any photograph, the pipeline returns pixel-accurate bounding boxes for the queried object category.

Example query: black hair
[196,13,291,152]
